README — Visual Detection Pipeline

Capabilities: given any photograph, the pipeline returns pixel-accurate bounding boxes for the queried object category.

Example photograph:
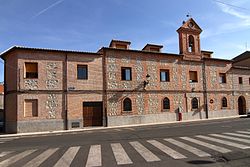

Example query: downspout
[64,53,68,130]
[3,59,6,133]
[202,59,209,119]
[102,49,107,127]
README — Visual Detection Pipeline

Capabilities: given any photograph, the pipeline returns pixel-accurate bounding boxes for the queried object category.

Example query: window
[219,73,226,83]
[77,65,88,80]
[191,98,199,110]
[123,98,132,111]
[239,77,243,84]
[121,67,132,81]
[189,71,198,83]
[222,97,227,108]
[163,97,170,110]
[160,70,170,82]
[116,44,127,49]
[24,99,38,117]
[188,35,195,52]
[24,63,38,78]
[249,78,250,85]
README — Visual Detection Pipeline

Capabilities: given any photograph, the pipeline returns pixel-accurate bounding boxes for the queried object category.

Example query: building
[1,18,249,133]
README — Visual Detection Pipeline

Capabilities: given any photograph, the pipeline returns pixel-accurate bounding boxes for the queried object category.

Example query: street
[1,117,250,167]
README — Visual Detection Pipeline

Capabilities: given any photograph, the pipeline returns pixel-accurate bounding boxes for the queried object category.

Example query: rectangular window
[160,69,170,82]
[189,71,198,83]
[24,99,38,117]
[77,65,88,80]
[219,73,226,83]
[121,67,132,81]
[239,77,243,84]
[24,62,38,79]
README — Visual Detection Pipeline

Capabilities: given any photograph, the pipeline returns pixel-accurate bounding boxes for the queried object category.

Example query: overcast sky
[0,0,250,82]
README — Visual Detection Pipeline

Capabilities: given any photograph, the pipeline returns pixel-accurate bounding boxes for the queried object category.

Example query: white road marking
[0,149,36,167]
[25,148,59,167]
[54,146,80,167]
[237,131,250,135]
[180,137,231,153]
[210,134,250,144]
[165,138,210,157]
[196,135,250,149]
[129,141,160,162]
[111,143,133,165]
[147,140,186,159]
[0,151,12,158]
[224,132,250,138]
[86,145,102,167]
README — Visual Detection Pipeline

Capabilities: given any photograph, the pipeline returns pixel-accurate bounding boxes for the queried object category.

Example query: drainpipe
[102,49,107,127]
[64,54,68,130]
[202,59,209,119]
[3,59,6,133]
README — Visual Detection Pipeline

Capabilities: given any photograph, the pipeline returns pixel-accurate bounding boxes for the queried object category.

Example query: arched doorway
[238,96,246,115]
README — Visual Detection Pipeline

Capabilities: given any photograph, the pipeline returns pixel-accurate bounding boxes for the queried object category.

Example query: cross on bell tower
[177,18,202,61]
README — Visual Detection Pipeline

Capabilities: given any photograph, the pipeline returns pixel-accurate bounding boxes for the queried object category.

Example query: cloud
[202,1,250,39]
[31,0,65,19]
[215,2,250,32]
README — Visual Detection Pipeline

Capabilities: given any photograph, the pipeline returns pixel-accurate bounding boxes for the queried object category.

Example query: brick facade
[1,18,250,133]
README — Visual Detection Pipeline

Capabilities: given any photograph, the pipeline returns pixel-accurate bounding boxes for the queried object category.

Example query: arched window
[123,98,132,111]
[222,97,227,108]
[163,97,170,110]
[191,97,198,109]
[188,35,195,52]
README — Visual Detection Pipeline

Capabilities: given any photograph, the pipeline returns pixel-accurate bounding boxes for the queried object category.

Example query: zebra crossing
[0,130,250,167]
[0,137,18,144]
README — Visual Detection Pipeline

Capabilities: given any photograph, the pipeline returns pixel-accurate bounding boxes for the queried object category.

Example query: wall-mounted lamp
[143,74,151,88]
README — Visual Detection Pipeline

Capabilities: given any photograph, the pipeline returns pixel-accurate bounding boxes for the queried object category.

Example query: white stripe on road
[54,146,80,167]
[237,131,250,135]
[224,132,250,139]
[180,137,231,153]
[86,145,102,167]
[210,134,250,144]
[196,135,250,149]
[111,143,133,165]
[147,140,186,159]
[0,149,36,167]
[0,151,12,158]
[25,148,59,167]
[164,138,210,157]
[129,141,160,162]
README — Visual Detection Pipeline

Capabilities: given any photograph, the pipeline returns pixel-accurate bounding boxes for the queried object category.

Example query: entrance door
[238,96,246,115]
[83,102,103,127]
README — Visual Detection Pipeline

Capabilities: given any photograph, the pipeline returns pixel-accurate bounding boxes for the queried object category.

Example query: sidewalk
[0,115,244,138]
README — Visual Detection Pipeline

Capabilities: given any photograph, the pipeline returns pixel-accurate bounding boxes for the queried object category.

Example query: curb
[0,115,245,138]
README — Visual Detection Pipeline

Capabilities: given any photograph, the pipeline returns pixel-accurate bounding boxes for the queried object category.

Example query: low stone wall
[208,109,238,118]
[107,110,238,127]
[107,111,208,127]
[16,119,65,133]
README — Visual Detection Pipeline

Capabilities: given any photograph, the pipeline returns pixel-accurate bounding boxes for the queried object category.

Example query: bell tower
[177,18,202,61]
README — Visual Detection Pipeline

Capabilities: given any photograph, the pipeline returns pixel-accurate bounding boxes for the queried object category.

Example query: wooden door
[83,102,103,127]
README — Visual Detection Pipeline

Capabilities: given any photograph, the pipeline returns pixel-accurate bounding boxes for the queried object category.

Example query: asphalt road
[1,117,250,167]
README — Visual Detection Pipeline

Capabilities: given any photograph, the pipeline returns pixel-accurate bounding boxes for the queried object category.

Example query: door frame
[82,101,103,127]
[238,96,246,115]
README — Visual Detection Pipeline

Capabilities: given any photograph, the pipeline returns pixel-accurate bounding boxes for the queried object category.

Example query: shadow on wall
[0,109,4,132]
[108,82,145,103]
[192,104,205,119]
